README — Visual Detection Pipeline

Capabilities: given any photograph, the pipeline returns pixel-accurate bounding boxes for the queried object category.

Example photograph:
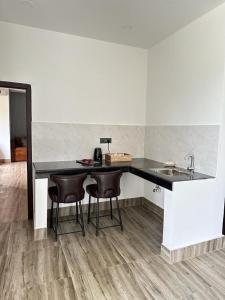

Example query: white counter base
[33,176,224,263]
[163,178,224,250]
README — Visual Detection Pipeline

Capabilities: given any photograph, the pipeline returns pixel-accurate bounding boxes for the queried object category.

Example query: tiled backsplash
[32,122,145,162]
[145,125,219,176]
[32,122,220,208]
[32,122,146,204]
[33,123,219,176]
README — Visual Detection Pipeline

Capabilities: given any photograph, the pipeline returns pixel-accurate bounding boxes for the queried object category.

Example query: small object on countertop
[93,148,103,163]
[105,153,132,162]
[164,161,176,167]
[76,159,93,166]
[76,159,102,166]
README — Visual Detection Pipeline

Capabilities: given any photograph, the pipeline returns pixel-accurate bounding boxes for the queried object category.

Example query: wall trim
[34,197,143,238]
[145,124,220,127]
[47,197,163,219]
[0,159,11,163]
[48,197,143,219]
[33,228,48,241]
[32,121,146,127]
[161,236,225,264]
[142,197,164,219]
[35,197,163,239]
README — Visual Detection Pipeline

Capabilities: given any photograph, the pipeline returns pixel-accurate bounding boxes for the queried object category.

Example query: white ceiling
[0,0,224,48]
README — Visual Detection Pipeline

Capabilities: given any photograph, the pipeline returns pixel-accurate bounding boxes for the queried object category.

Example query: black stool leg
[55,202,59,240]
[96,198,100,236]
[79,201,85,237]
[50,200,53,228]
[76,202,79,223]
[115,196,123,231]
[87,194,91,223]
[110,197,113,219]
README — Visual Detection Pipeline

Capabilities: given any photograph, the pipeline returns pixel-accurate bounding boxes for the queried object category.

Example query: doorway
[0,81,33,220]
[9,89,27,163]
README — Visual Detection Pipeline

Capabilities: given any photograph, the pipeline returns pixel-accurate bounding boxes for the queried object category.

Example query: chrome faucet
[185,153,195,173]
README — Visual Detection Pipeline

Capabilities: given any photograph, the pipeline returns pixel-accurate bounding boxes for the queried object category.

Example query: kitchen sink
[149,167,191,177]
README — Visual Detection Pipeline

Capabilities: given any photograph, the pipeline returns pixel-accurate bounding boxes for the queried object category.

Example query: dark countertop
[33,158,214,191]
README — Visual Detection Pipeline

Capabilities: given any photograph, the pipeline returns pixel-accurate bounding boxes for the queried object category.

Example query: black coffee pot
[93,148,102,163]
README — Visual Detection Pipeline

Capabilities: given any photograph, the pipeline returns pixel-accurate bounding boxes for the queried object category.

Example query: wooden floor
[0,162,27,223]
[1,163,225,299]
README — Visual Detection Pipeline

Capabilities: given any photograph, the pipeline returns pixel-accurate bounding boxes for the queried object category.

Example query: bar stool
[48,173,87,240]
[86,170,123,236]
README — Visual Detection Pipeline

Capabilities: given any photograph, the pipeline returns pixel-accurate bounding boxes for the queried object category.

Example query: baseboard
[0,159,11,163]
[161,236,225,264]
[142,197,164,219]
[33,228,48,241]
[38,196,162,240]
[47,196,164,219]
[47,197,143,218]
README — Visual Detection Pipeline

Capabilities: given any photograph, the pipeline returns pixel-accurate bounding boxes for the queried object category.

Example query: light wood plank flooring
[0,204,225,299]
[0,162,27,223]
[1,163,225,299]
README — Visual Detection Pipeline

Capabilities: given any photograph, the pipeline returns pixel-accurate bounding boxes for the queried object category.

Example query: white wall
[215,41,225,203]
[2,6,225,216]
[146,4,225,126]
[0,92,10,160]
[144,4,225,208]
[0,21,147,126]
[0,21,148,207]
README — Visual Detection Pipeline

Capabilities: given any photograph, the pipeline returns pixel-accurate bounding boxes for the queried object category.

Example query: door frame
[0,81,33,219]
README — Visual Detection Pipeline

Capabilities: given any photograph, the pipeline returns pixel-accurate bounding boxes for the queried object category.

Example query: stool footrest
[90,221,121,230]
[52,221,84,236]
[57,217,78,223]
[87,194,124,236]
[53,226,84,236]
[89,214,122,230]
[50,199,85,240]
[89,213,111,219]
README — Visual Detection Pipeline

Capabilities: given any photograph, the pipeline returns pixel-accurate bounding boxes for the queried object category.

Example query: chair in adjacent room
[48,173,87,240]
[86,170,123,236]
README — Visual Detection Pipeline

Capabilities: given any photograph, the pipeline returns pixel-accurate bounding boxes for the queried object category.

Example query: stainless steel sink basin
[149,167,191,177]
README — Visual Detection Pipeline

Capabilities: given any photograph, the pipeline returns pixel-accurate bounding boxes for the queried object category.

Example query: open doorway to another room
[9,89,27,163]
[0,82,32,223]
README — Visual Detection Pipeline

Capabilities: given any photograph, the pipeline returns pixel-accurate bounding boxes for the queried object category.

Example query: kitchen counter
[33,158,221,258]
[33,158,213,191]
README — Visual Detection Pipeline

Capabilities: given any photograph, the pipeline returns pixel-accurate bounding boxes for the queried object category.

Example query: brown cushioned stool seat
[48,173,87,240]
[86,170,123,236]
